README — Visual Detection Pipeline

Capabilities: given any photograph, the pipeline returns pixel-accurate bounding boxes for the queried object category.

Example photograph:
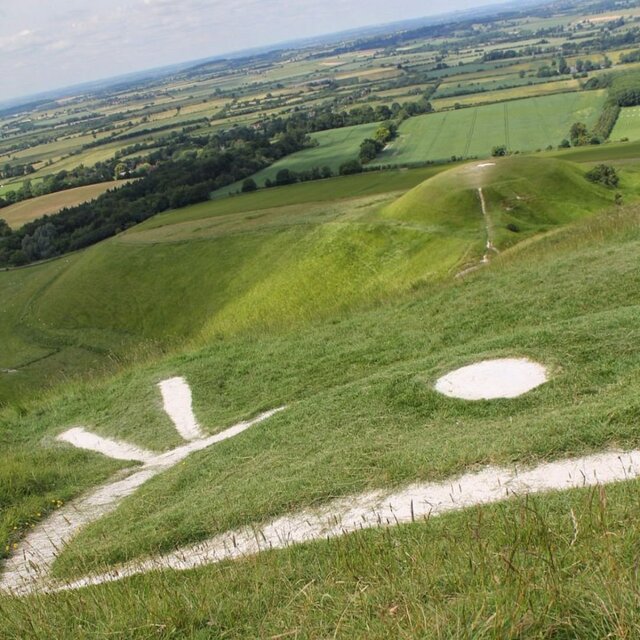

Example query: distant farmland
[377,91,607,165]
[610,106,640,142]
[0,181,130,229]
[240,122,380,188]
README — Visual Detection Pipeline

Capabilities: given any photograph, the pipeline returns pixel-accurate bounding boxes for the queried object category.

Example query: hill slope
[0,158,618,406]
[1,196,640,634]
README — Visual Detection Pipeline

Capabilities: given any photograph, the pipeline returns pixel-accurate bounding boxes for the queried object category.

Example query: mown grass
[610,105,640,142]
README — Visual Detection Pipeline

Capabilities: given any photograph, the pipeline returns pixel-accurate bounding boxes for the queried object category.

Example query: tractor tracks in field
[463,108,478,159]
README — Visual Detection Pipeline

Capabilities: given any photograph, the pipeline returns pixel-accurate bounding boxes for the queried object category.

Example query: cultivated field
[0,181,130,228]
[611,106,640,142]
[228,122,381,192]
[378,91,607,164]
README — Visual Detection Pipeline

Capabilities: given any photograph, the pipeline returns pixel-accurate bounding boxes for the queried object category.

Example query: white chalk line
[456,187,499,279]
[4,447,640,596]
[57,428,156,463]
[0,380,286,596]
[158,377,204,441]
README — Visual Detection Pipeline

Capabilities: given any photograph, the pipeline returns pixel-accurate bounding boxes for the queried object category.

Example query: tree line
[0,125,310,267]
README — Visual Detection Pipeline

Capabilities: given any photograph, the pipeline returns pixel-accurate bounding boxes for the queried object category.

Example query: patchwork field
[432,78,583,110]
[610,106,640,142]
[377,91,607,164]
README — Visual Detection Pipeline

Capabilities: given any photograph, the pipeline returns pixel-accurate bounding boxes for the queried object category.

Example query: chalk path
[57,449,640,594]
[456,164,500,278]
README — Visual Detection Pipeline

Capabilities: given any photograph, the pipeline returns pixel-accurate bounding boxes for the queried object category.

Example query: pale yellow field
[1,181,131,229]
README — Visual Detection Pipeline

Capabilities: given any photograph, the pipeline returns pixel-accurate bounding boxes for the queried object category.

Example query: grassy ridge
[0,168,446,405]
[0,157,640,636]
[385,156,614,248]
[48,202,640,577]
[0,158,620,407]
[0,200,638,638]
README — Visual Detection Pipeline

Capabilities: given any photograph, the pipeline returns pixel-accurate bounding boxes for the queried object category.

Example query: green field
[610,106,640,142]
[221,122,380,194]
[378,91,607,164]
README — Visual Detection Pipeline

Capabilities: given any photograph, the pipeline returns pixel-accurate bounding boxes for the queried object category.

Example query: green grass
[0,158,612,407]
[207,165,451,211]
[5,6,640,631]
[0,197,640,637]
[378,91,607,164]
[0,179,44,197]
[4,33,640,640]
[0,167,451,406]
[610,105,640,142]
[384,156,614,248]
[0,256,114,409]
[4,482,640,638]
[218,122,381,194]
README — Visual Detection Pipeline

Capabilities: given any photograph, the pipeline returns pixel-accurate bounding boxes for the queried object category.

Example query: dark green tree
[585,164,619,187]
[491,145,507,157]
[339,159,363,175]
[241,178,258,192]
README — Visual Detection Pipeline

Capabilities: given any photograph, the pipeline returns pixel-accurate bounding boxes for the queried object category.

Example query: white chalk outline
[3,378,640,597]
[0,377,285,596]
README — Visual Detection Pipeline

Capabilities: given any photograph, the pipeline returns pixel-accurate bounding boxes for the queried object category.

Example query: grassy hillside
[1,197,640,635]
[0,158,613,407]
[0,181,130,229]
[384,156,614,247]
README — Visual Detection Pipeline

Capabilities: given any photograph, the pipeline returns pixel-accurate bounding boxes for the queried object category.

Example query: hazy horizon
[0,0,514,102]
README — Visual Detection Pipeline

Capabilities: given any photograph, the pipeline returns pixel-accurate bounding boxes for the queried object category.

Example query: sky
[0,0,510,100]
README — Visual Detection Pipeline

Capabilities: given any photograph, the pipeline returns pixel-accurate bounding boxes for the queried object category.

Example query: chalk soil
[435,358,548,400]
